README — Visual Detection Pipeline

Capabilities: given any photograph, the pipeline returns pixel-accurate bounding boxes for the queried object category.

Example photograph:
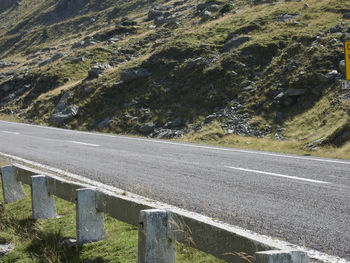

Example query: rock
[339,60,346,76]
[276,112,284,121]
[154,16,166,26]
[303,137,325,150]
[54,92,71,113]
[121,68,151,82]
[148,9,163,20]
[152,128,184,139]
[0,243,14,258]
[69,56,85,63]
[343,12,350,19]
[275,13,301,22]
[172,117,185,127]
[204,114,217,124]
[329,25,343,33]
[2,83,11,92]
[286,88,307,96]
[326,70,338,80]
[58,238,77,248]
[316,73,329,83]
[139,122,156,135]
[87,63,111,79]
[274,92,285,100]
[50,105,79,125]
[201,10,211,20]
[50,92,79,125]
[207,4,220,12]
[97,117,113,129]
[51,52,65,61]
[223,36,251,51]
[254,0,276,4]
[0,60,17,68]
[72,40,85,48]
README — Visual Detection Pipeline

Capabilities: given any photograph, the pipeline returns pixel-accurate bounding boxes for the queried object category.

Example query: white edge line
[1,120,350,165]
[0,151,348,263]
[1,131,20,135]
[225,166,330,185]
[66,140,100,147]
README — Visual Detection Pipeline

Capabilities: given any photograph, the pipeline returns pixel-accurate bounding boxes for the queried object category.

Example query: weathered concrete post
[31,175,57,219]
[138,209,176,263]
[255,250,308,263]
[76,188,106,244]
[0,166,25,203]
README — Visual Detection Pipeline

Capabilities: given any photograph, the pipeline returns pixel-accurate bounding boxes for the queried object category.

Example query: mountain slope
[0,0,349,156]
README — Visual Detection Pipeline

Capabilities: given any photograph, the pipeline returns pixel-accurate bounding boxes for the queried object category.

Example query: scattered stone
[329,25,343,33]
[88,63,111,79]
[303,137,325,150]
[201,10,212,20]
[326,70,338,80]
[0,243,14,258]
[207,4,220,12]
[72,40,85,48]
[98,117,113,129]
[139,122,156,135]
[287,88,307,96]
[343,12,350,19]
[152,128,184,139]
[148,9,164,20]
[172,117,185,127]
[204,102,270,137]
[275,13,301,22]
[50,52,65,61]
[69,56,85,63]
[58,238,77,248]
[316,73,329,83]
[0,61,17,68]
[121,68,151,82]
[223,36,251,51]
[274,92,285,100]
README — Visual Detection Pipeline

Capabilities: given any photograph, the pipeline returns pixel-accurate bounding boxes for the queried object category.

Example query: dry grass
[183,121,350,160]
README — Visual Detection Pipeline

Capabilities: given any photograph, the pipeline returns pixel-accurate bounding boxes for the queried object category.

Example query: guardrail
[0,163,308,263]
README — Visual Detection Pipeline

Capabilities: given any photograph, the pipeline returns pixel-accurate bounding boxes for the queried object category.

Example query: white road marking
[1,131,20,135]
[1,120,350,165]
[225,166,330,185]
[0,151,348,263]
[66,140,99,147]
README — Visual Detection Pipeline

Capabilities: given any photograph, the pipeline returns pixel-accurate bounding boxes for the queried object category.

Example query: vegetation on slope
[0,0,349,157]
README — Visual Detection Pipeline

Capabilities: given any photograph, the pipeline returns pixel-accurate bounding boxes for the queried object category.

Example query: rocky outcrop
[50,92,79,125]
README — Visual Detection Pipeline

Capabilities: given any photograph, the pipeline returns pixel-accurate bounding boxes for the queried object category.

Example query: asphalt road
[0,120,349,261]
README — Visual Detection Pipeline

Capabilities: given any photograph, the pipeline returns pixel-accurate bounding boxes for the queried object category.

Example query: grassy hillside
[0,0,349,157]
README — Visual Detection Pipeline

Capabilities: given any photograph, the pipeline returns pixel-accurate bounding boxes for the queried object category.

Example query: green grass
[0,172,224,263]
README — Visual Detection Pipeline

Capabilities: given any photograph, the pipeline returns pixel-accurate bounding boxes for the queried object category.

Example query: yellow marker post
[345,41,350,80]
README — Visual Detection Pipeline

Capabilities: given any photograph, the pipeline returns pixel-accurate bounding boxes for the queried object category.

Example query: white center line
[2,131,20,135]
[225,166,330,184]
[66,140,100,147]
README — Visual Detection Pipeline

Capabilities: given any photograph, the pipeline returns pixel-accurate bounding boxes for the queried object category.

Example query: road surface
[0,120,349,261]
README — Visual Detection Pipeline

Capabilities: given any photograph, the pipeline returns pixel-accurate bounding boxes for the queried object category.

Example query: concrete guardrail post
[255,250,308,263]
[138,209,176,263]
[1,166,25,203]
[31,175,57,220]
[76,188,106,244]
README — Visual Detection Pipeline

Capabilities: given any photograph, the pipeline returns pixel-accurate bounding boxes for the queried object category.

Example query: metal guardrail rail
[0,163,308,263]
